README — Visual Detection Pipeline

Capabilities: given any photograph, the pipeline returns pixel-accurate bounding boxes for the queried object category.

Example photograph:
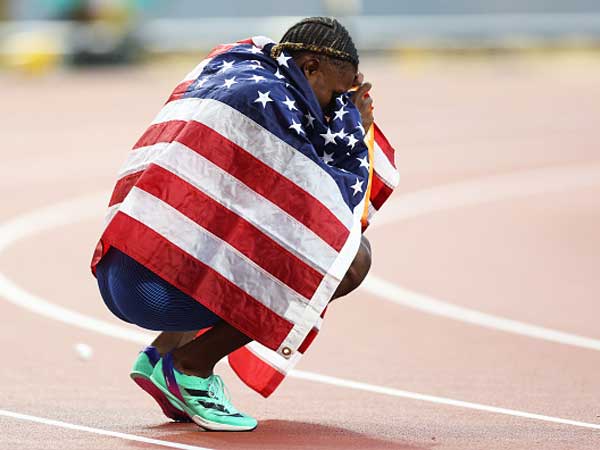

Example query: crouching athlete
[92,17,377,432]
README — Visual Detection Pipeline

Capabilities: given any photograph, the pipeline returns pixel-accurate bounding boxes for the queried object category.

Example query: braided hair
[272,17,359,67]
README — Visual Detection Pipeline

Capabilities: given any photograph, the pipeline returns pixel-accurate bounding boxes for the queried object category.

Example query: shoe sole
[191,414,258,432]
[149,373,257,432]
[130,372,192,423]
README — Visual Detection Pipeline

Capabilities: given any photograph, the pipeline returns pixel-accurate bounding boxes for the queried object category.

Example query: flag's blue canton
[182,43,369,211]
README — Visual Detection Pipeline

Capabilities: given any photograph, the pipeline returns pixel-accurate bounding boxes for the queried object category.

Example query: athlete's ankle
[151,331,186,356]
[171,352,214,378]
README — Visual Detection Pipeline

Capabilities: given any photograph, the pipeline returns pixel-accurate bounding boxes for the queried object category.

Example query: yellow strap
[360,125,375,228]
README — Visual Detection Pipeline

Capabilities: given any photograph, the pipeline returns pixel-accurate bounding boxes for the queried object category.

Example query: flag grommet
[281,347,292,357]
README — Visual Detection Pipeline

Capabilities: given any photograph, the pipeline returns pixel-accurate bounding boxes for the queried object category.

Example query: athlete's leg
[331,235,372,300]
[151,330,199,356]
[171,320,251,378]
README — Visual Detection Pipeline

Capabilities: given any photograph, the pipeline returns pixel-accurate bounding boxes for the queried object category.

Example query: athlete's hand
[351,73,374,133]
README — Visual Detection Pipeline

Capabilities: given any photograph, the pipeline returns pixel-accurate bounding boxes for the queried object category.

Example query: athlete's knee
[349,236,372,285]
[332,236,372,300]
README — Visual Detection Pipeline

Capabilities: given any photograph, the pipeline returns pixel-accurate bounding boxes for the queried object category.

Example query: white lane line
[362,276,600,351]
[0,409,215,450]
[372,162,600,227]
[291,371,600,430]
[0,271,153,345]
[0,191,109,252]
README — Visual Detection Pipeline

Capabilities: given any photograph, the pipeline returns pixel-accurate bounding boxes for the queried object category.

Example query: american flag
[91,36,398,397]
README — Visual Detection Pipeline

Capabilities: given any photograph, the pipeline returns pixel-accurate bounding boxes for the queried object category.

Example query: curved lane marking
[364,162,600,350]
[362,277,600,351]
[1,164,600,430]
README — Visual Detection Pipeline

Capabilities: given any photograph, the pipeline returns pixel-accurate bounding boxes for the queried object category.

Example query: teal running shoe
[130,346,191,422]
[150,352,258,431]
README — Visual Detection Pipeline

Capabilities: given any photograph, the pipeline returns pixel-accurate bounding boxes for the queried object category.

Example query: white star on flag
[276,52,292,67]
[220,60,234,72]
[305,112,315,128]
[282,96,298,111]
[334,106,348,121]
[357,155,370,170]
[322,151,334,164]
[254,90,273,108]
[336,95,347,105]
[249,60,263,69]
[320,127,337,145]
[248,46,263,54]
[351,178,364,196]
[357,122,365,136]
[289,119,305,135]
[346,134,359,149]
[196,78,208,88]
[248,74,265,83]
[274,68,285,79]
[336,128,348,140]
[223,77,237,88]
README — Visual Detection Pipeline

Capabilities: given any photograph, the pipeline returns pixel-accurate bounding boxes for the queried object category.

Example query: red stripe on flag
[167,80,194,104]
[228,346,286,398]
[297,306,327,353]
[109,171,143,207]
[137,165,324,299]
[133,120,187,149]
[297,327,319,354]
[176,121,349,251]
[207,43,237,58]
[102,213,293,349]
[207,39,253,58]
[374,123,396,168]
[370,173,394,210]
[90,239,106,275]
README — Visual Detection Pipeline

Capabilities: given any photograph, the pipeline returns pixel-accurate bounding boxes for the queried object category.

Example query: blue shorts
[96,247,221,331]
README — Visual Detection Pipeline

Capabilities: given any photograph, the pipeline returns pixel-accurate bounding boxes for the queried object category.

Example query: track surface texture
[1,54,599,449]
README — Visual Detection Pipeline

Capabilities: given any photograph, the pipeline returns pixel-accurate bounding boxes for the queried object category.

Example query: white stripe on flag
[246,341,302,375]
[373,141,400,188]
[182,57,213,83]
[120,187,311,323]
[251,36,275,48]
[104,203,120,228]
[276,196,365,356]
[151,98,354,229]
[117,143,170,179]
[367,202,378,221]
[155,142,338,273]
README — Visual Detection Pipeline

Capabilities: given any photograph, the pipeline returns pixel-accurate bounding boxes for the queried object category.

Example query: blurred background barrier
[1,0,599,72]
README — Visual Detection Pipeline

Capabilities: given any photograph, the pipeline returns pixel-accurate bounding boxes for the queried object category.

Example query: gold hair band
[271,42,355,64]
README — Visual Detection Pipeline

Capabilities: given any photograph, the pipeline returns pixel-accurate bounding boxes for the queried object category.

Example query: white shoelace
[207,375,234,410]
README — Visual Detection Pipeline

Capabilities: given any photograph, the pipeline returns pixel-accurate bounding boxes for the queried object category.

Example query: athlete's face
[298,55,359,111]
